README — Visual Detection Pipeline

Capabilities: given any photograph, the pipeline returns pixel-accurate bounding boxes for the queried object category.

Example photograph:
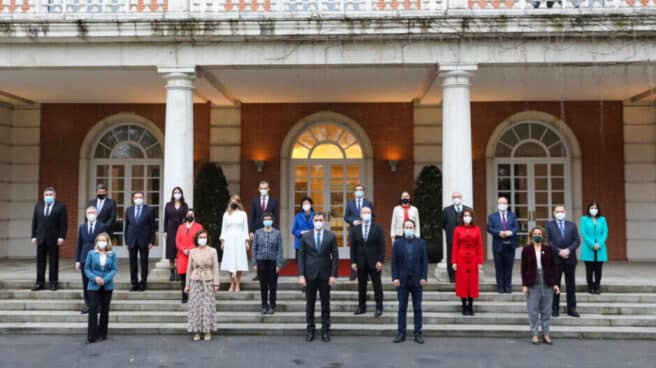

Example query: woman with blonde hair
[84,232,117,344]
[185,230,220,341]
[220,194,250,292]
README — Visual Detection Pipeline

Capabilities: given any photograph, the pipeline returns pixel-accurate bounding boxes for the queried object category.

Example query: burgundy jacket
[521,244,557,287]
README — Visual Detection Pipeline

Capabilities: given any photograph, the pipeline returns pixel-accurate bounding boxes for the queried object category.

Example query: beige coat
[390,205,421,239]
[185,246,220,288]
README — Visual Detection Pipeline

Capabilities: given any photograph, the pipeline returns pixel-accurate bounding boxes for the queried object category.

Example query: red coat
[451,225,483,298]
[176,222,204,275]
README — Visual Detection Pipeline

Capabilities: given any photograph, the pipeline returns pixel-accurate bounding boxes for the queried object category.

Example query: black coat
[249,196,279,233]
[441,205,472,247]
[123,205,156,249]
[75,222,108,263]
[298,230,339,281]
[521,244,558,287]
[349,223,385,269]
[391,237,428,288]
[31,201,68,246]
[544,220,581,265]
[87,197,117,232]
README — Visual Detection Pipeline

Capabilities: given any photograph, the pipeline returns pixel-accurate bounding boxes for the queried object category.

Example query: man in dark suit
[344,184,375,281]
[350,206,385,317]
[298,212,338,343]
[441,192,471,283]
[31,186,68,291]
[75,206,107,313]
[249,180,279,281]
[391,219,428,344]
[486,196,520,293]
[124,191,156,291]
[87,183,116,233]
[544,205,581,317]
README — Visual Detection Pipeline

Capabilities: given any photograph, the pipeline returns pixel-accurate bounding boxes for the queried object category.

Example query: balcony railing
[0,0,653,15]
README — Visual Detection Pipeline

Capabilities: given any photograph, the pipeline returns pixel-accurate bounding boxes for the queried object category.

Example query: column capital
[439,64,477,88]
[158,65,196,78]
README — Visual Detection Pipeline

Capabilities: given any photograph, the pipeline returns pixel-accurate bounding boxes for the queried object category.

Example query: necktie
[88,223,93,236]
[136,206,142,222]
[456,206,461,214]
[316,231,322,252]
[357,199,361,212]
[97,199,104,213]
[45,204,51,217]
[261,197,266,212]
[502,213,507,230]
[559,221,565,237]
[364,223,369,241]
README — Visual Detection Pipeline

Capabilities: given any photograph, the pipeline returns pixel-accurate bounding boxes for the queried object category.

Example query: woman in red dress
[176,208,204,304]
[451,209,483,316]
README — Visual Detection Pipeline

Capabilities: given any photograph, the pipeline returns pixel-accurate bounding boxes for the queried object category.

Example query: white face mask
[198,238,208,247]
[452,198,462,206]
[314,221,324,230]
[361,213,372,223]
[87,214,97,223]
[173,193,182,200]
[355,190,364,198]
[463,216,472,224]
[589,208,598,217]
[555,212,566,221]
[302,204,311,212]
[260,189,269,197]
[134,198,144,206]
[498,204,508,212]
[97,241,107,250]
[404,229,415,238]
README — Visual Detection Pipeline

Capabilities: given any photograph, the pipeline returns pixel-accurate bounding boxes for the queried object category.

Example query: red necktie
[261,198,266,211]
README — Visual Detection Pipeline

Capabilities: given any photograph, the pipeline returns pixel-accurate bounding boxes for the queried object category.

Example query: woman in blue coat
[579,201,608,295]
[291,196,315,269]
[84,232,118,343]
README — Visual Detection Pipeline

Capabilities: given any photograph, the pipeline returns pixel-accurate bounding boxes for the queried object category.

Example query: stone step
[2,280,654,293]
[1,299,654,314]
[3,289,655,303]
[1,322,655,339]
[1,310,654,327]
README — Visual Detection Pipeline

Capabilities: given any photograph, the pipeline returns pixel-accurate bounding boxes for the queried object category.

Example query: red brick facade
[39,103,210,258]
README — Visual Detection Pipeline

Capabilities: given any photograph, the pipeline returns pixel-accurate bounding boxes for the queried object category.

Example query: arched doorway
[83,118,164,258]
[487,117,580,258]
[281,112,374,260]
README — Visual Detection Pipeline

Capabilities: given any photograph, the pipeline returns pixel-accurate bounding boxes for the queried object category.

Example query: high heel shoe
[542,336,553,345]
[204,333,212,341]
[531,336,540,345]
[193,334,201,341]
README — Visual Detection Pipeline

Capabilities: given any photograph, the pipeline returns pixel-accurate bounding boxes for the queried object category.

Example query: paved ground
[0,335,654,368]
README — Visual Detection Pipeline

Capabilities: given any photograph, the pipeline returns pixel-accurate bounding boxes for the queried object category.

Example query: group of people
[29,181,609,346]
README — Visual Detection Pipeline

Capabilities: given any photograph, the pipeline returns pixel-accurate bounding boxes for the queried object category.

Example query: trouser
[585,261,603,290]
[553,257,577,312]
[493,246,515,290]
[257,260,278,308]
[128,246,149,288]
[527,269,553,336]
[180,274,187,302]
[446,242,455,282]
[357,264,383,310]
[36,242,59,285]
[305,278,330,333]
[80,265,89,306]
[87,287,113,341]
[397,281,423,336]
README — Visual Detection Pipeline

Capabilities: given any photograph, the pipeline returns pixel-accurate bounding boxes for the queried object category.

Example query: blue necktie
[364,223,369,241]
[558,221,565,238]
[136,206,142,223]
[316,231,322,252]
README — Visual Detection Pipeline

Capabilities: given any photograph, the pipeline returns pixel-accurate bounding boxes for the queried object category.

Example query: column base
[434,262,450,281]
[151,258,173,280]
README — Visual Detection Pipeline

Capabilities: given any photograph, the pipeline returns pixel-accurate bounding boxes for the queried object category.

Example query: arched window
[94,124,162,159]
[494,121,567,158]
[291,124,363,159]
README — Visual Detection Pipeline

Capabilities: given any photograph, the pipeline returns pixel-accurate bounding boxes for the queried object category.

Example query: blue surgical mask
[355,190,364,198]
[263,220,273,228]
[361,213,372,223]
[44,196,54,204]
[404,229,414,238]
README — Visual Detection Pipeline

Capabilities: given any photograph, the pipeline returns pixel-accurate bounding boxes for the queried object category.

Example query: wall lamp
[254,160,265,173]
[388,159,399,173]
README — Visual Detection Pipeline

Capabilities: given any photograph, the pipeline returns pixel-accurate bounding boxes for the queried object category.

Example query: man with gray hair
[75,206,108,313]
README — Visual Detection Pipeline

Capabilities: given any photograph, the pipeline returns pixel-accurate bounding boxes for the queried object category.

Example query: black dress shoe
[321,332,330,342]
[588,287,595,294]
[169,269,176,282]
[505,288,512,294]
[374,309,383,317]
[31,284,44,291]
[261,307,268,315]
[354,308,366,315]
[252,275,259,281]
[567,310,580,318]
[50,283,58,291]
[496,288,503,294]
[414,335,424,344]
[468,306,475,316]
[461,306,468,316]
[130,285,139,292]
[305,332,314,342]
[552,309,560,317]
[393,334,406,343]
[266,307,274,315]
[595,287,602,295]
[81,306,90,314]
[139,285,147,292]
[86,339,97,344]
[97,337,106,342]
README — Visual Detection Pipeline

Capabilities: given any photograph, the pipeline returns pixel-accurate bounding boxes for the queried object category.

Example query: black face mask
[97,194,106,200]
[230,203,239,210]
[401,198,410,205]
[185,215,194,222]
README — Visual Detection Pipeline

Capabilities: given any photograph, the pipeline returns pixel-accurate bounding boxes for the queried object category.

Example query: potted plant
[414,165,443,263]
[194,162,230,259]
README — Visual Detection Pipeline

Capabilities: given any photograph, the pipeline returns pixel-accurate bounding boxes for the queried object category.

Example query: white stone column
[155,65,196,271]
[435,64,477,280]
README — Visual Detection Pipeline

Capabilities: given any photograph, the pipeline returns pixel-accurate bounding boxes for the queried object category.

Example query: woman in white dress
[220,195,250,293]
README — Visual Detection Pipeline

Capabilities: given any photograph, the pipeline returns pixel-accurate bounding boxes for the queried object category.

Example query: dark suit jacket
[344,198,375,226]
[544,220,580,265]
[31,201,68,246]
[87,197,117,231]
[349,223,385,268]
[249,196,279,233]
[391,237,428,288]
[124,205,156,249]
[298,230,339,281]
[486,211,520,252]
[521,244,557,287]
[75,222,108,263]
[441,205,472,248]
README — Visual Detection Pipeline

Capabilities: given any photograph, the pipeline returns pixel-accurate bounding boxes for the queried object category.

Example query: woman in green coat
[579,201,608,295]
